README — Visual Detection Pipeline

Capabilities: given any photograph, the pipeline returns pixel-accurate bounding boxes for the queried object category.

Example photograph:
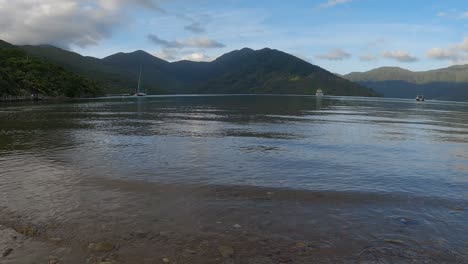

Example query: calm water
[1,95,467,199]
[1,95,467,263]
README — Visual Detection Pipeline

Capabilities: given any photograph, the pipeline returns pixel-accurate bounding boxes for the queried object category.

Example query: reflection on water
[2,96,467,198]
[0,95,467,263]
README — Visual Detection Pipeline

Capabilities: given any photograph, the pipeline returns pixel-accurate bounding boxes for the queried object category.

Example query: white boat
[416,95,425,101]
[134,67,146,96]
[316,89,324,97]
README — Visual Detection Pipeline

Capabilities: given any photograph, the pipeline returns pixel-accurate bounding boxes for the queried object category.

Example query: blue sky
[1,0,467,74]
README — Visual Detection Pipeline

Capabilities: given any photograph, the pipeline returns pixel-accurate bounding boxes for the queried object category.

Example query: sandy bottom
[1,178,467,264]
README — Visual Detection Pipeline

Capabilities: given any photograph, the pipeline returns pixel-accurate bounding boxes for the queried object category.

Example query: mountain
[0,42,100,98]
[343,66,468,101]
[17,42,376,97]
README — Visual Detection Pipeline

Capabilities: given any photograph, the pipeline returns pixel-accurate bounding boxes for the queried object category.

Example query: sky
[0,0,467,74]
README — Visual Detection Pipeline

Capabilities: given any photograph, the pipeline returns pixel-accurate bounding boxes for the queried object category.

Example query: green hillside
[18,42,376,97]
[343,66,468,101]
[345,66,468,84]
[343,65,468,101]
[0,43,101,98]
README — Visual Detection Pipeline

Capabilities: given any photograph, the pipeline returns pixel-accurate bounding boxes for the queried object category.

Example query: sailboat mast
[137,66,142,94]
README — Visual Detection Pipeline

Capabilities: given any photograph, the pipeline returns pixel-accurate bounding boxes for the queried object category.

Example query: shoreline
[2,93,468,104]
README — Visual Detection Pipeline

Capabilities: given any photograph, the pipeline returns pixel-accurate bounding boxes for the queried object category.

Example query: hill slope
[18,42,376,96]
[0,43,100,98]
[343,66,468,101]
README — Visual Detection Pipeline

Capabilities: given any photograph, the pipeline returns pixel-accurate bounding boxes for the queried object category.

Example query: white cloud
[382,50,419,62]
[427,38,468,64]
[437,12,447,17]
[154,48,178,61]
[0,0,163,48]
[182,52,212,62]
[359,54,378,62]
[153,49,214,62]
[316,49,351,60]
[148,34,225,49]
[317,0,352,9]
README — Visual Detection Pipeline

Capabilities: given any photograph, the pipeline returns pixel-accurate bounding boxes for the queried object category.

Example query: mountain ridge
[13,40,376,97]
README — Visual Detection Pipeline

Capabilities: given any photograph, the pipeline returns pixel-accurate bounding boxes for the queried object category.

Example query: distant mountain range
[16,41,375,97]
[343,66,468,101]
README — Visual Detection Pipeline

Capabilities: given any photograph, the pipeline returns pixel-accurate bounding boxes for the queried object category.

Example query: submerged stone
[218,245,235,258]
[88,242,114,252]
[2,248,13,257]
[295,242,307,248]
[184,249,197,255]
[451,207,464,212]
[384,239,405,245]
[397,217,419,226]
[16,226,37,236]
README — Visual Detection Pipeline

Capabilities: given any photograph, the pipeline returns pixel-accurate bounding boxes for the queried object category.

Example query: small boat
[316,89,324,97]
[416,95,425,101]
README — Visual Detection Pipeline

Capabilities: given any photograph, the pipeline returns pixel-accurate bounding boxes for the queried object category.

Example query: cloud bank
[382,50,419,62]
[0,0,162,48]
[427,38,468,63]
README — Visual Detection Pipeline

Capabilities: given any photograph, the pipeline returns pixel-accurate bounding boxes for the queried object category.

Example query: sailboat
[135,66,147,96]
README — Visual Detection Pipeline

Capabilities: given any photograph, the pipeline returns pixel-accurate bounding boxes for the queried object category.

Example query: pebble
[184,249,197,254]
[2,248,13,257]
[49,256,59,264]
[16,226,37,236]
[247,256,275,264]
[233,224,242,228]
[133,231,148,238]
[162,257,170,263]
[218,245,235,258]
[397,217,419,226]
[384,239,405,245]
[88,242,115,252]
[49,237,63,243]
[295,242,307,248]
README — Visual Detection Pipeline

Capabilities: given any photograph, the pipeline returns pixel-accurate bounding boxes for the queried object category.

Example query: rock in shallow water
[2,248,13,257]
[184,249,197,255]
[384,239,405,245]
[218,245,235,258]
[16,226,37,236]
[88,242,114,252]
